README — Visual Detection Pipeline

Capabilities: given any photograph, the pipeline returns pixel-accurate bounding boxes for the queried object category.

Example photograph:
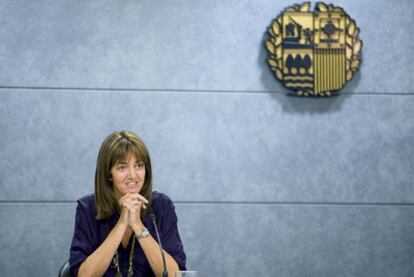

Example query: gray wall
[0,0,413,276]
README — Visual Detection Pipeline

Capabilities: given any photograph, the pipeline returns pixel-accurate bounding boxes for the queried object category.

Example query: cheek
[112,172,123,182]
[112,173,126,188]
[113,180,123,191]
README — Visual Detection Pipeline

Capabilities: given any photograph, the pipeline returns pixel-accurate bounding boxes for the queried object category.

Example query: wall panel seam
[1,200,414,207]
[0,86,413,95]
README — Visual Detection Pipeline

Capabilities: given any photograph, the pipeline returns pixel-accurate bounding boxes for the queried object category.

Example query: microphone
[149,213,168,277]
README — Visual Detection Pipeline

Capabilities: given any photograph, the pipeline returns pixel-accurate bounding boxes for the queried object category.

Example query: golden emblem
[265,2,362,96]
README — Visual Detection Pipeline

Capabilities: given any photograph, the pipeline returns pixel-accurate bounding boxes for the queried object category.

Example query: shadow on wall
[258,29,363,114]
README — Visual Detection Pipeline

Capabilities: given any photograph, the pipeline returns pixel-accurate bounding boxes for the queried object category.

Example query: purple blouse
[69,191,186,276]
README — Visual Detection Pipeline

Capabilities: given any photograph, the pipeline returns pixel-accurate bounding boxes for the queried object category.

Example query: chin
[123,187,141,194]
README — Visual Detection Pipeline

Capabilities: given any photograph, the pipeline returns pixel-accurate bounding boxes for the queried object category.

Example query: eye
[135,162,145,169]
[117,165,127,171]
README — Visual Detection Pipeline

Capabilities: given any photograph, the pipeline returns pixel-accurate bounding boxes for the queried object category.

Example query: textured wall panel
[180,204,414,277]
[0,203,413,277]
[0,0,412,93]
[0,203,76,276]
[1,91,413,203]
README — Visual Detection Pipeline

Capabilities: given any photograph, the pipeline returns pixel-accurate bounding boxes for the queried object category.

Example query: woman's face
[110,153,146,196]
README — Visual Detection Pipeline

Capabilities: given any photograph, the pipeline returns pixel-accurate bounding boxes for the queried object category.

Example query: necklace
[114,236,136,277]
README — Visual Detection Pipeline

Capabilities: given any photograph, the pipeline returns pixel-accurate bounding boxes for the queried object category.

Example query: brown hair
[95,130,153,220]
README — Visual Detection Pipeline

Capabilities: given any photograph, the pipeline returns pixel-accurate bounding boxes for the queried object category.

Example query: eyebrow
[116,160,143,165]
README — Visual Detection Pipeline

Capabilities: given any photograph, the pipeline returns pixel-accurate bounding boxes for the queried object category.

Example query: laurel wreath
[265,2,362,96]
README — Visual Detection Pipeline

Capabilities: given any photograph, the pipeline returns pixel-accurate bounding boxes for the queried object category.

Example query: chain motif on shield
[265,2,362,96]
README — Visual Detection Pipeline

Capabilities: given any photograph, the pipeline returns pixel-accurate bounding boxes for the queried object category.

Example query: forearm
[134,226,179,277]
[78,222,126,277]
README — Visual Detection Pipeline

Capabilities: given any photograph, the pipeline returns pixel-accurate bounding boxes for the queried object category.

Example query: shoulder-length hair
[95,130,153,220]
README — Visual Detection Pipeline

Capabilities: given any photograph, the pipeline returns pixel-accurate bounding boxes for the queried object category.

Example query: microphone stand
[150,213,168,277]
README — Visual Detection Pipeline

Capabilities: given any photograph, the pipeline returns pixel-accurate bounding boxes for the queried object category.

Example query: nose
[127,166,137,178]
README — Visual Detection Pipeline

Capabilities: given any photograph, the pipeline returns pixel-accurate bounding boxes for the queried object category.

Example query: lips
[125,181,137,188]
[122,180,142,193]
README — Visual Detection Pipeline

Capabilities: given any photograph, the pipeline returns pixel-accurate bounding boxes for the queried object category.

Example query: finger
[124,193,139,200]
[132,193,148,204]
[125,201,143,212]
[119,194,131,206]
[128,206,141,217]
[124,196,142,205]
[124,202,137,211]
[131,199,146,209]
[129,199,141,207]
[134,201,146,210]
[119,200,128,209]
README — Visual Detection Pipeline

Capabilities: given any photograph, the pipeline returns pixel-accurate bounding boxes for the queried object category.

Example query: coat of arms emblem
[265,2,362,96]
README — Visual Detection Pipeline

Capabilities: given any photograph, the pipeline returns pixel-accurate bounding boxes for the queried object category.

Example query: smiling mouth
[126,181,138,188]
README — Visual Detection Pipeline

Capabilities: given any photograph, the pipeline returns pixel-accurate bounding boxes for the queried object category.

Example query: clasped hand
[118,193,149,229]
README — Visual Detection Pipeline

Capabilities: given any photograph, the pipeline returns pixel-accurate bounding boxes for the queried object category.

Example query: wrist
[116,219,128,231]
[131,222,145,234]
[134,225,150,240]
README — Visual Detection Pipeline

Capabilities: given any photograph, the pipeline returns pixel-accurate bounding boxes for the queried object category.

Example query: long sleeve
[69,197,97,276]
[155,192,187,270]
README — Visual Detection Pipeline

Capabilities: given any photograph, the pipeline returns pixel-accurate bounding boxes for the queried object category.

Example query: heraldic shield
[265,2,362,96]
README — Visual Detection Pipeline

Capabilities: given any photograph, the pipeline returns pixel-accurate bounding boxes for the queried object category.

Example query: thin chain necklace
[114,236,136,277]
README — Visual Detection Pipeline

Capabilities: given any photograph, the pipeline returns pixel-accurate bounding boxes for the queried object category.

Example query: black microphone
[149,213,168,277]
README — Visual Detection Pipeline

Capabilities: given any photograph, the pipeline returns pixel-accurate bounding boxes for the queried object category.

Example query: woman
[69,131,186,276]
